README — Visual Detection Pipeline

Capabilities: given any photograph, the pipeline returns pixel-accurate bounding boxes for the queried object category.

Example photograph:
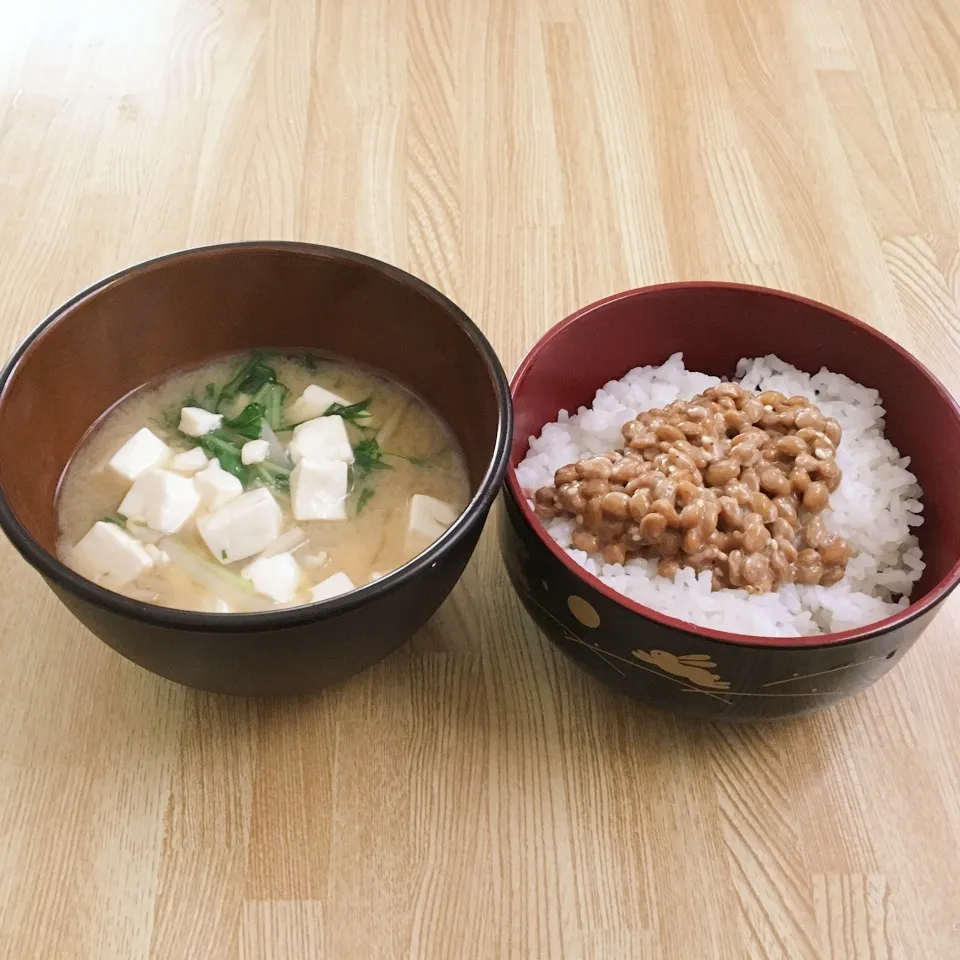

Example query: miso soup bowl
[0,242,511,695]
[501,282,960,721]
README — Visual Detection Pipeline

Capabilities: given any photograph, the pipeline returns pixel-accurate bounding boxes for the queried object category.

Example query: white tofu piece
[197,488,283,564]
[302,551,329,569]
[289,458,349,521]
[241,438,270,465]
[407,494,459,552]
[289,384,351,424]
[369,571,387,583]
[288,416,354,465]
[118,469,202,534]
[194,459,243,511]
[178,406,223,437]
[170,447,209,475]
[310,571,356,603]
[242,553,302,603]
[107,428,170,482]
[71,521,154,590]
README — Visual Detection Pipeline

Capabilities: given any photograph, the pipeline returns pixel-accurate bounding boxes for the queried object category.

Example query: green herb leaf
[202,382,219,412]
[356,487,375,514]
[197,434,250,484]
[286,396,373,430]
[216,353,279,413]
[237,362,278,397]
[252,460,291,492]
[185,382,220,413]
[155,405,181,431]
[197,429,294,492]
[102,512,127,527]
[251,382,288,431]
[323,397,372,425]
[223,402,265,440]
[217,361,249,409]
[352,437,392,480]
[221,549,228,560]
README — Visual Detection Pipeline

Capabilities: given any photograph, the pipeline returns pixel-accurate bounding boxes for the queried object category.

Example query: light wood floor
[2,0,959,957]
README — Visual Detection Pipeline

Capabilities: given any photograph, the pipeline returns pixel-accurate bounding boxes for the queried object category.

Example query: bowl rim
[0,240,513,633]
[506,279,960,649]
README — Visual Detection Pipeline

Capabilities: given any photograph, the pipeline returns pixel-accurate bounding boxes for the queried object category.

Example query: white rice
[516,353,925,636]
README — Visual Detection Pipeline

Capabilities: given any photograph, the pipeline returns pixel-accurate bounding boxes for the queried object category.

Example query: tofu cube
[242,553,302,603]
[288,416,354,465]
[178,406,223,437]
[108,428,170,482]
[119,469,202,534]
[310,571,356,603]
[194,459,243,511]
[290,458,349,521]
[407,494,459,552]
[71,521,154,590]
[241,438,271,465]
[170,447,209,474]
[197,488,283,564]
[289,384,351,424]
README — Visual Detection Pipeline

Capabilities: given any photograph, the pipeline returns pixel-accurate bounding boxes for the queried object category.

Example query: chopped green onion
[102,512,127,527]
[356,487,375,514]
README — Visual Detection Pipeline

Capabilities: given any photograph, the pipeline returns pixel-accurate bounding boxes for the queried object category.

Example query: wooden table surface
[2,1,959,957]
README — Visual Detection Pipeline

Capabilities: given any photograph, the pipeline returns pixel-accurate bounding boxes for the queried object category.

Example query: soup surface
[57,351,470,612]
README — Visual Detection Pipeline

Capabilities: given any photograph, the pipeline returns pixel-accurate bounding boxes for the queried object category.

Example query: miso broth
[57,352,470,612]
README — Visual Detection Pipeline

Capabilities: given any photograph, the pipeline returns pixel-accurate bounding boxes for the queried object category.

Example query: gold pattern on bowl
[632,650,731,690]
[567,595,600,628]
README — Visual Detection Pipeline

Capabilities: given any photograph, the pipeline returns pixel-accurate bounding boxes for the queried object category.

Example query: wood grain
[1,0,959,956]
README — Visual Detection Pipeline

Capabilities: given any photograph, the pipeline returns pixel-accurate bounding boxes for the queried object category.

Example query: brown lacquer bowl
[501,282,960,720]
[0,242,511,695]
